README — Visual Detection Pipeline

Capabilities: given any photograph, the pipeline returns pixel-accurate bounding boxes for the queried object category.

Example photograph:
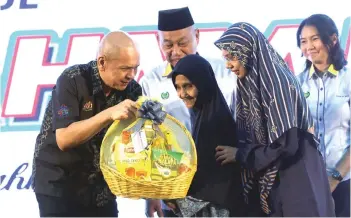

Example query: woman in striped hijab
[214,22,335,217]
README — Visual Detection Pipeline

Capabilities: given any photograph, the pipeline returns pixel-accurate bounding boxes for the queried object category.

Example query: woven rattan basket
[100,114,197,199]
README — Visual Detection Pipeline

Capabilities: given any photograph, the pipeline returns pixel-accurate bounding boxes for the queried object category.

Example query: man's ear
[156,32,160,43]
[97,56,106,71]
[195,28,200,44]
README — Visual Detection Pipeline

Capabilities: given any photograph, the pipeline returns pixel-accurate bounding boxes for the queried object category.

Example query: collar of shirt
[89,60,104,95]
[162,63,173,77]
[309,64,338,79]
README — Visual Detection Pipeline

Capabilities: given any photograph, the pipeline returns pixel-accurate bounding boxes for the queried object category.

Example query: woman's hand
[215,145,238,165]
[328,176,340,192]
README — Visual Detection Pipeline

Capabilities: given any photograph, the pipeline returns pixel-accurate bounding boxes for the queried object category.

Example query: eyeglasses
[223,55,238,62]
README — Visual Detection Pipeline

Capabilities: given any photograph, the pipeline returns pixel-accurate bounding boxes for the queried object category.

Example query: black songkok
[158,7,194,31]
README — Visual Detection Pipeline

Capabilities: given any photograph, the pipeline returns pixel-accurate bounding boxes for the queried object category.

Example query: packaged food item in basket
[177,153,192,175]
[151,135,166,150]
[108,136,119,166]
[115,130,152,181]
[150,151,192,180]
[158,125,177,151]
[147,123,193,180]
[151,149,183,180]
[144,120,156,146]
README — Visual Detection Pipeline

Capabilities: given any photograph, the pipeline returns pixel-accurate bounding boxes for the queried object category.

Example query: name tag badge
[335,94,349,98]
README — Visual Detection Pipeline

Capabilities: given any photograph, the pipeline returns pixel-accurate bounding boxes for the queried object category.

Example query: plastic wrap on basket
[100,97,197,199]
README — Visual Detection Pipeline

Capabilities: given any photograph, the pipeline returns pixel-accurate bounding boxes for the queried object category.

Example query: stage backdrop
[0,0,350,217]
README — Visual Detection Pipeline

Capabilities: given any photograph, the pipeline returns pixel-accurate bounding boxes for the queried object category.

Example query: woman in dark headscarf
[213,22,335,217]
[168,54,245,217]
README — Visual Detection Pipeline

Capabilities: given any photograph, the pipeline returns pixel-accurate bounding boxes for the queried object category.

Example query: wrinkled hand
[146,199,164,217]
[328,176,340,193]
[109,99,137,121]
[215,145,237,165]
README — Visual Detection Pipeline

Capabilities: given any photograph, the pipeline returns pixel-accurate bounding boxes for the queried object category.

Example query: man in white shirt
[140,6,236,217]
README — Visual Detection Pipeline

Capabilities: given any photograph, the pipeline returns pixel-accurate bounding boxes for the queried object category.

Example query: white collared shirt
[297,64,350,181]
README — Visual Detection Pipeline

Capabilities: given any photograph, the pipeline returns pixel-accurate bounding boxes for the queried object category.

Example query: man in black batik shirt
[32,31,142,217]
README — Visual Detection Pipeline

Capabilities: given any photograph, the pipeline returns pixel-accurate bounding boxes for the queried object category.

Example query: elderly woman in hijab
[167,54,245,217]
[213,22,335,217]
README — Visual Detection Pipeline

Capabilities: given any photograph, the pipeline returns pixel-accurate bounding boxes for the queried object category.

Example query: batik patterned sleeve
[52,74,80,130]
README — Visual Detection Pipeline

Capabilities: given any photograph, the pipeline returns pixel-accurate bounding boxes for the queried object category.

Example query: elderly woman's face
[221,49,248,79]
[174,74,198,108]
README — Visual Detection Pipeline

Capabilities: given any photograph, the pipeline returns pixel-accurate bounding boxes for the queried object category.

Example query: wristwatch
[327,169,343,182]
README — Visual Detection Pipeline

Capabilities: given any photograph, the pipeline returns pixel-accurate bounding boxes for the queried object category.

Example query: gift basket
[100,97,197,199]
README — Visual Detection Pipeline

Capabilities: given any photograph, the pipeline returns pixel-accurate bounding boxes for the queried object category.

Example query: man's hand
[328,176,340,193]
[146,199,164,217]
[109,99,137,121]
[215,145,238,165]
